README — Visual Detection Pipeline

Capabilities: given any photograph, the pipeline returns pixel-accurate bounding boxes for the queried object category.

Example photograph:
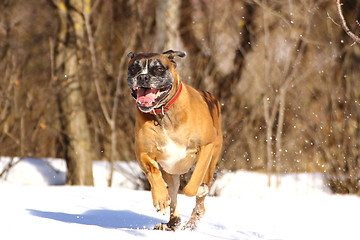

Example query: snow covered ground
[1,157,360,240]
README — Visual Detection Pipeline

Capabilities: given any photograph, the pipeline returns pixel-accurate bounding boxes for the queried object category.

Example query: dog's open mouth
[131,86,172,109]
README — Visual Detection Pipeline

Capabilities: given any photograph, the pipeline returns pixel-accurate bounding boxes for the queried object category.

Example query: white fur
[157,131,187,174]
[140,59,148,75]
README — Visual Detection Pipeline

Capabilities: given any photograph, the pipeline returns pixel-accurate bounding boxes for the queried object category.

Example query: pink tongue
[137,88,158,105]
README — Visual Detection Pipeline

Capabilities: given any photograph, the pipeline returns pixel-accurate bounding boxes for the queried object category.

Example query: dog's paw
[154,200,170,215]
[152,192,171,215]
[154,217,181,231]
[181,219,198,231]
[154,222,173,231]
[196,183,209,197]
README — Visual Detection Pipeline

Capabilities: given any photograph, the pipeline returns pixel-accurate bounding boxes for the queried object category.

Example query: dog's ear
[162,50,187,59]
[162,50,186,68]
[127,52,136,59]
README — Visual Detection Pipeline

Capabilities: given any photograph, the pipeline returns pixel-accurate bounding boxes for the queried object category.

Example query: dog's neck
[149,82,183,115]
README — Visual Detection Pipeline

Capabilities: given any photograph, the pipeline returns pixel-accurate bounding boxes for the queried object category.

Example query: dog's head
[127,50,186,113]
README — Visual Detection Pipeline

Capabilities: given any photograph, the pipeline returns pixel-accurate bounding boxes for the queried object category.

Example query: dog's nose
[137,74,150,82]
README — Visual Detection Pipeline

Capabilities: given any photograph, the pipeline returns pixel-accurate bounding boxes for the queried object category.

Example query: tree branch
[83,1,112,125]
[336,0,360,43]
[0,158,21,178]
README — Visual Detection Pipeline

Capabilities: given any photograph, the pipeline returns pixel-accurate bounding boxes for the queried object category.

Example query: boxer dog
[127,50,223,231]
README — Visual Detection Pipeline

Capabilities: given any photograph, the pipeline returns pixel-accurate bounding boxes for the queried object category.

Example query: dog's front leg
[139,153,170,214]
[182,143,214,197]
[154,171,181,231]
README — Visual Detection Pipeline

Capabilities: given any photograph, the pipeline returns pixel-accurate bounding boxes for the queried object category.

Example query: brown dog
[127,50,223,231]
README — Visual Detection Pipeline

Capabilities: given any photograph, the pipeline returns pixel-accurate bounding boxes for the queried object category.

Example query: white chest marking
[158,132,187,173]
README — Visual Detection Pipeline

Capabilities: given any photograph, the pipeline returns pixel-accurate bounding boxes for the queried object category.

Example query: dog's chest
[161,137,187,164]
[156,130,196,174]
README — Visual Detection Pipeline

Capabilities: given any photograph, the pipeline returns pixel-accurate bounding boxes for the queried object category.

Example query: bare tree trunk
[54,0,94,186]
[275,88,286,187]
[155,0,181,51]
[263,96,278,187]
[83,0,121,187]
[263,91,286,188]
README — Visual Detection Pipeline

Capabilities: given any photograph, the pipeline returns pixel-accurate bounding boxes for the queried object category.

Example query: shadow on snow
[27,209,163,230]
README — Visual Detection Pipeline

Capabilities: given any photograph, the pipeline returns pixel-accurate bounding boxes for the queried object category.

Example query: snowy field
[1,157,360,240]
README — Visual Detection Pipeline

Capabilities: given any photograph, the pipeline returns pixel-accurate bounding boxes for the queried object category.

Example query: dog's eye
[128,65,140,75]
[154,67,166,74]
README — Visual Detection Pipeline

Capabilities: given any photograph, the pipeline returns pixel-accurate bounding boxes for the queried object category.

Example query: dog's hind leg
[154,172,181,231]
[182,194,206,230]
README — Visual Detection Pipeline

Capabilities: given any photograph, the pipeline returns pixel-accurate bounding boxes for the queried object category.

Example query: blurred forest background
[0,0,359,193]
